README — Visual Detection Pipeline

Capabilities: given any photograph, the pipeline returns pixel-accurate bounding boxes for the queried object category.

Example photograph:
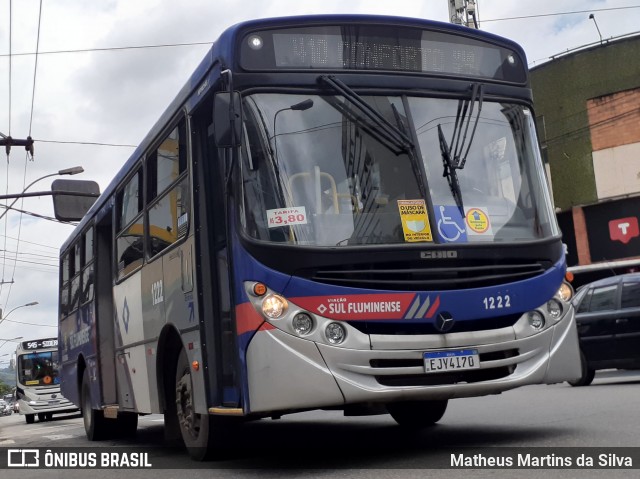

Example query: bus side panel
[162,238,208,415]
[59,304,98,407]
[113,269,156,413]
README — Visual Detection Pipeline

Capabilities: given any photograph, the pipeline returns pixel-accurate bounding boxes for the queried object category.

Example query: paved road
[1,370,640,478]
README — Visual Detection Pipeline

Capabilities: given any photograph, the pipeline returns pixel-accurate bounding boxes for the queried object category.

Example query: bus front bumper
[245,308,581,414]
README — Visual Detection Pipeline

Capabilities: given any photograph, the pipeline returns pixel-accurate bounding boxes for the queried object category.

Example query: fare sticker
[266,207,308,228]
[398,199,433,242]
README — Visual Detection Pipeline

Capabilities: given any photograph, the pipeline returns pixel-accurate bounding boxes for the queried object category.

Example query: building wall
[530,36,640,211]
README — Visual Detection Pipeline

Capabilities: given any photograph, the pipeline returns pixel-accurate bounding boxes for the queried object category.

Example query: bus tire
[81,368,108,440]
[387,399,448,428]
[25,414,34,424]
[38,413,46,422]
[568,351,595,387]
[175,348,221,460]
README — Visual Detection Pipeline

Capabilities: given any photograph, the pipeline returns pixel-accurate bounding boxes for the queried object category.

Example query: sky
[0,0,639,362]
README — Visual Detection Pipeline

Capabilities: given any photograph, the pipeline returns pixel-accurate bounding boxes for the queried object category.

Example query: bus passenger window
[60,253,70,317]
[117,169,143,231]
[116,167,145,279]
[117,216,144,279]
[148,178,189,257]
[148,122,187,202]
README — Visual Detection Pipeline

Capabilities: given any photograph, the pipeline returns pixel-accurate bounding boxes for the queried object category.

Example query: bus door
[94,210,117,405]
[190,101,240,409]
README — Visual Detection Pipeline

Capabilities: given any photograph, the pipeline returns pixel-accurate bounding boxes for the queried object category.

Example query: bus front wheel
[175,348,226,460]
[81,368,108,440]
[25,414,34,424]
[387,400,449,428]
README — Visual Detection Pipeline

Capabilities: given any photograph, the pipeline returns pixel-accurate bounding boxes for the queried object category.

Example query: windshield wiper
[319,75,414,155]
[438,124,464,213]
[438,83,484,213]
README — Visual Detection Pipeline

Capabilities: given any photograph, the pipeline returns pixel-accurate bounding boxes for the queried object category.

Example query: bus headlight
[292,313,314,335]
[325,322,346,344]
[546,298,563,320]
[262,294,288,319]
[528,311,545,330]
[556,281,573,301]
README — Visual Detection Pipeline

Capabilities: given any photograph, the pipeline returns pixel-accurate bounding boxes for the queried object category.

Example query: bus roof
[62,14,527,251]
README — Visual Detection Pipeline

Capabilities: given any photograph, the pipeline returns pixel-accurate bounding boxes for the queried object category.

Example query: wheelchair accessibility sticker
[398,199,433,242]
[436,205,467,243]
[436,205,493,242]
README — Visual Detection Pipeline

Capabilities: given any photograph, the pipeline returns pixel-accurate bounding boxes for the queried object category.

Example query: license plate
[48,400,60,405]
[423,349,480,373]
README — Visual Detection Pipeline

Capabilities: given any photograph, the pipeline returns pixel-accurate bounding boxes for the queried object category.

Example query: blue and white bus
[16,338,77,423]
[56,14,581,459]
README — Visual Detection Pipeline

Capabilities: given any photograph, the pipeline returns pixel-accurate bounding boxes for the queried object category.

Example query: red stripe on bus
[235,303,265,335]
[425,296,441,318]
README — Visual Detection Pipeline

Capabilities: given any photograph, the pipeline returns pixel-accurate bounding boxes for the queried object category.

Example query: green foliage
[0,381,11,395]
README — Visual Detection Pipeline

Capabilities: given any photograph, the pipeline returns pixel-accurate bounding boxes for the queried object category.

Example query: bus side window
[116,168,144,279]
[147,119,189,258]
[69,243,81,312]
[81,227,95,305]
[60,253,70,317]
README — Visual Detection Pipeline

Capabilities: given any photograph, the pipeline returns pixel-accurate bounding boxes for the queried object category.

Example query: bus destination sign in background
[21,338,58,350]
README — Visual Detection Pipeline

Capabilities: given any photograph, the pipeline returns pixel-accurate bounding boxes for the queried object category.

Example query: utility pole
[0,131,34,159]
[448,0,479,29]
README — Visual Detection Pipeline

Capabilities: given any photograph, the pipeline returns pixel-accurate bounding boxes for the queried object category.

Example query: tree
[0,381,11,396]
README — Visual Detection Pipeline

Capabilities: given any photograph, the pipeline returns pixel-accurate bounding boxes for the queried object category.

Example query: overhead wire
[1,0,13,300]
[2,0,44,310]
[481,5,640,23]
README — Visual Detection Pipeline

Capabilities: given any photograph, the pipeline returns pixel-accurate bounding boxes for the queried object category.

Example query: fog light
[292,313,313,335]
[546,298,563,319]
[262,294,288,319]
[325,322,346,344]
[528,311,545,330]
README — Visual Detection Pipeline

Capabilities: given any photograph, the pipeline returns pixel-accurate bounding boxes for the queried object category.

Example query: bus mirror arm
[214,70,243,148]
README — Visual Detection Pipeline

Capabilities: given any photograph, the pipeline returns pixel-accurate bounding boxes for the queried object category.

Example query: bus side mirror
[214,91,242,148]
[51,179,101,222]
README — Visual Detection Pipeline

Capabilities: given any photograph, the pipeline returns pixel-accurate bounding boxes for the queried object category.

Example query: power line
[37,139,136,148]
[482,5,640,23]
[0,318,56,328]
[0,40,213,58]
[5,0,44,313]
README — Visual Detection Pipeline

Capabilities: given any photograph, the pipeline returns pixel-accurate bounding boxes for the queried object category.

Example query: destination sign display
[240,25,526,82]
[21,338,58,350]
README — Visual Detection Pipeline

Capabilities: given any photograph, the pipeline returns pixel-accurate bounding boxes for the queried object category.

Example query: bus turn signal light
[192,361,200,372]
[253,282,267,296]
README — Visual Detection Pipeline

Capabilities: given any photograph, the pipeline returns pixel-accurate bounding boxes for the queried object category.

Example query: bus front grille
[304,261,547,291]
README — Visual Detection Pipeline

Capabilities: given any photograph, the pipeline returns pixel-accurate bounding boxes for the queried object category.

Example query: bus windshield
[240,92,558,247]
[18,351,60,386]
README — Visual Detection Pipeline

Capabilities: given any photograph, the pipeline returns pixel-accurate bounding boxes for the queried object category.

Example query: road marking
[0,439,16,445]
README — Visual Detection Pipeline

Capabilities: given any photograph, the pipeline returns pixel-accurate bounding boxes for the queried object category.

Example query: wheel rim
[176,368,202,440]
